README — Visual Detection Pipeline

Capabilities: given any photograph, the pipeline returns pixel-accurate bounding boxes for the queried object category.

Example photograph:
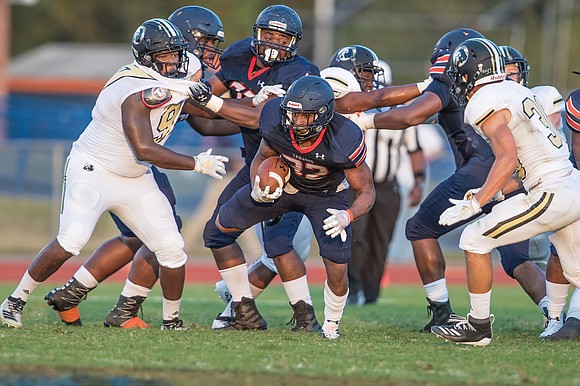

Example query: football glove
[323,208,351,242]
[252,85,286,106]
[250,176,282,203]
[189,80,223,112]
[438,197,482,226]
[193,148,228,180]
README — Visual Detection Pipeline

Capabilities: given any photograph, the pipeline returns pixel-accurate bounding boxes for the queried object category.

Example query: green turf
[0,283,577,386]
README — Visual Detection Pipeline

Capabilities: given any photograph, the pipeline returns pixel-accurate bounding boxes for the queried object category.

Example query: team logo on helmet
[132,26,146,45]
[335,46,356,62]
[453,45,469,68]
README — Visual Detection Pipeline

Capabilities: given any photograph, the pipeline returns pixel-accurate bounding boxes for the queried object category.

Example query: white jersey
[72,63,196,177]
[465,81,572,192]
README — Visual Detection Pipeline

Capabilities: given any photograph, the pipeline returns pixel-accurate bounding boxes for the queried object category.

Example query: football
[256,156,291,191]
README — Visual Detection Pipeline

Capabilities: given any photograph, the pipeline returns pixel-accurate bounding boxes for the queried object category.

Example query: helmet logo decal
[336,46,356,62]
[268,20,287,31]
[454,45,469,68]
[287,101,302,109]
[133,26,146,45]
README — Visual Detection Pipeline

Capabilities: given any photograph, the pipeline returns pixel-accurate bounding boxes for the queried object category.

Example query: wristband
[357,112,376,131]
[205,95,224,113]
[346,209,354,222]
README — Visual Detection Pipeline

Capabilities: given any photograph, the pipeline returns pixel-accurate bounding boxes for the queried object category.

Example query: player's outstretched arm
[371,92,443,130]
[188,81,262,129]
[335,77,432,114]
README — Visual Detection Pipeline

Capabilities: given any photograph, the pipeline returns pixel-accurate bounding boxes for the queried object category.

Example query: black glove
[188,79,213,106]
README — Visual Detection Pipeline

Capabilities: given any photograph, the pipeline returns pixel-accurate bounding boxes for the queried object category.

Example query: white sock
[250,283,264,298]
[546,281,570,319]
[73,265,99,288]
[424,278,448,302]
[282,275,312,305]
[469,290,491,320]
[163,298,181,321]
[219,264,251,302]
[567,288,580,320]
[11,270,42,302]
[121,279,151,298]
[221,301,233,318]
[322,280,348,331]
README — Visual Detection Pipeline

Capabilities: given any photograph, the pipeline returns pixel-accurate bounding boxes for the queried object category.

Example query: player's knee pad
[154,233,187,269]
[405,212,435,241]
[458,223,496,255]
[203,217,241,249]
[56,227,87,256]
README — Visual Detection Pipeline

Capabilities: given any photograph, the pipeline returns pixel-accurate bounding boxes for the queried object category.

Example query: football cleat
[224,297,267,330]
[287,300,322,332]
[1,296,26,329]
[431,313,494,346]
[420,297,454,333]
[161,318,189,330]
[214,280,232,304]
[45,278,91,326]
[539,316,564,339]
[104,295,150,329]
[545,317,580,341]
[211,312,231,330]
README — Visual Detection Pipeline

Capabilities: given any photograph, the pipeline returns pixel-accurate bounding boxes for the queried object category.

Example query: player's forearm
[348,188,375,221]
[133,144,197,171]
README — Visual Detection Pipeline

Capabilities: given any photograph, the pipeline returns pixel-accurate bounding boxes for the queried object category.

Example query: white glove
[417,77,433,93]
[438,197,482,226]
[463,188,505,203]
[250,175,282,203]
[323,208,351,242]
[193,148,229,180]
[252,85,286,106]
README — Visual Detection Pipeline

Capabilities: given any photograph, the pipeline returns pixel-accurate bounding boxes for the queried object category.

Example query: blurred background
[0,0,578,262]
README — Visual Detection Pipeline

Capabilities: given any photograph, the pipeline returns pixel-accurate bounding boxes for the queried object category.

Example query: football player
[197,5,324,332]
[539,86,580,340]
[189,75,375,338]
[0,18,228,329]
[431,38,580,345]
[323,53,427,305]
[40,8,238,330]
[334,28,547,333]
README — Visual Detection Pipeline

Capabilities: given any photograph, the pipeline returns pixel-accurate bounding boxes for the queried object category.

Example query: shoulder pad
[141,87,171,109]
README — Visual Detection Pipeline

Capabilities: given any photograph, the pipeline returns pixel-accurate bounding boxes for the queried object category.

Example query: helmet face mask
[132,18,189,78]
[499,46,529,87]
[251,5,303,65]
[280,76,335,143]
[168,6,225,69]
[448,38,506,107]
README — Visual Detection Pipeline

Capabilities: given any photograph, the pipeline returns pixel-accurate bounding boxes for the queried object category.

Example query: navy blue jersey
[259,98,366,195]
[216,38,320,164]
[425,78,493,167]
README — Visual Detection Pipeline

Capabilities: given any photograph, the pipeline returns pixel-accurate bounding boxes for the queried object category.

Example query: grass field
[0,283,577,386]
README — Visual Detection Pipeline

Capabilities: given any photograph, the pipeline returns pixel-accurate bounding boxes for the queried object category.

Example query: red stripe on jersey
[566,96,580,133]
[435,54,450,64]
[349,137,367,166]
[429,67,445,75]
[354,145,367,167]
